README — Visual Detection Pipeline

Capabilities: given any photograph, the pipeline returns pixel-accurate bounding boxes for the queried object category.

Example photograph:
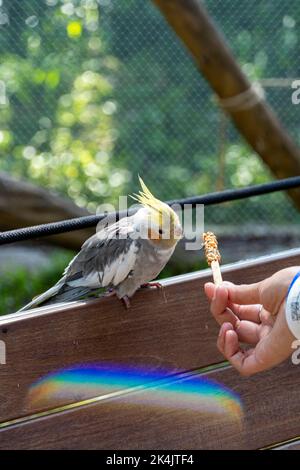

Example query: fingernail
[218,323,225,337]
[212,286,218,301]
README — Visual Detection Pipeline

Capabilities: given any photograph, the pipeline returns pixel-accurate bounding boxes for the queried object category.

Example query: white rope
[218,82,265,111]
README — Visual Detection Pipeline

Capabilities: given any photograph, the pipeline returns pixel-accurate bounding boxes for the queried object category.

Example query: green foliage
[0,0,129,212]
[0,0,299,221]
[0,251,73,315]
[2,0,299,317]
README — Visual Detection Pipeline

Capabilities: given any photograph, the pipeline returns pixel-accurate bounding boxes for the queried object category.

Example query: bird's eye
[158,228,163,235]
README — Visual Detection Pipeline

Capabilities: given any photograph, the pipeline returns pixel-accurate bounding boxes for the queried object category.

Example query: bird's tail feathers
[18,282,106,312]
[18,282,64,312]
[43,285,105,305]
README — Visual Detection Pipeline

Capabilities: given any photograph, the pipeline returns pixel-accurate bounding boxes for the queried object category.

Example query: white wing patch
[67,272,102,288]
[67,241,139,289]
[112,242,137,285]
[101,257,119,286]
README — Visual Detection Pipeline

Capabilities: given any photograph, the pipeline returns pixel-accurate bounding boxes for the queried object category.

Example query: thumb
[221,281,261,305]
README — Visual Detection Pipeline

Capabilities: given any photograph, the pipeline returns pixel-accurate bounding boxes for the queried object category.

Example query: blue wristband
[286,272,300,340]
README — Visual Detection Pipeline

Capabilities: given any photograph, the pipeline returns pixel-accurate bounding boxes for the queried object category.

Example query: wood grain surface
[0,360,300,449]
[0,248,299,437]
[272,439,300,450]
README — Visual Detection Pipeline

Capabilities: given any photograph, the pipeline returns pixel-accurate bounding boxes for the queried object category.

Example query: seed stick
[203,232,222,286]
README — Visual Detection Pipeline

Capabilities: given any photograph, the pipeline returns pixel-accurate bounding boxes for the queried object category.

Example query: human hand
[204,267,300,376]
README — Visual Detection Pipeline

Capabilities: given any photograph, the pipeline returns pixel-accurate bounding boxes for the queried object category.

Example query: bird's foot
[105,289,130,309]
[121,295,131,309]
[141,282,163,289]
[141,281,167,304]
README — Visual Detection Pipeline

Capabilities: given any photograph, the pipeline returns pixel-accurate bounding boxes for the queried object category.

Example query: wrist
[285,272,300,340]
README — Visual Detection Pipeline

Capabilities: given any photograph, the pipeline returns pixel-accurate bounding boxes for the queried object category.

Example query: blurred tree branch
[0,172,93,250]
[153,0,300,209]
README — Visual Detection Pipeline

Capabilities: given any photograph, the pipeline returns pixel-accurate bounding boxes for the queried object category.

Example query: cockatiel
[19,177,183,311]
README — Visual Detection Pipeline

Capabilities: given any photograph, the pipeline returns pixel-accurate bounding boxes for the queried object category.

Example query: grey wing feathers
[64,219,139,288]
[18,217,140,311]
[17,282,64,312]
[18,282,105,312]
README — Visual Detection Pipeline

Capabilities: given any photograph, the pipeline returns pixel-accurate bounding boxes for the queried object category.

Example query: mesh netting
[0,0,300,226]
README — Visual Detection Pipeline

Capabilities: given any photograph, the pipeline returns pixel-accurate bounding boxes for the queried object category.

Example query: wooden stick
[203,232,223,286]
[210,260,223,287]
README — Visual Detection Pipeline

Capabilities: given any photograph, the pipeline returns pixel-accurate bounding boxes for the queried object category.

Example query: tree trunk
[152,0,300,208]
[0,173,93,250]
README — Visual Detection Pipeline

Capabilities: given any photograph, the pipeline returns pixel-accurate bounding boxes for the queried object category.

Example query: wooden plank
[0,247,299,424]
[271,439,300,450]
[0,360,299,449]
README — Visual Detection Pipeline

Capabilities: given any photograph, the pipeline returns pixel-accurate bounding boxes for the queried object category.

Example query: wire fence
[0,0,300,228]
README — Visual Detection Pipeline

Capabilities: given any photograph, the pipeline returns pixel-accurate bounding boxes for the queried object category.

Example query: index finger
[222,281,262,306]
[206,284,239,327]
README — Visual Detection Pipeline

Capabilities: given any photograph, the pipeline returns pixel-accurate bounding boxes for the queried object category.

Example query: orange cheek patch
[148,228,160,241]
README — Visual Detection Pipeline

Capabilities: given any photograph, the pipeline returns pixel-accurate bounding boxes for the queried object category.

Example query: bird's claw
[121,295,131,309]
[140,282,163,289]
[104,289,131,309]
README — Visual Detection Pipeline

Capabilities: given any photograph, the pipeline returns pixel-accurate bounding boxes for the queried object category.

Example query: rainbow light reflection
[27,364,243,421]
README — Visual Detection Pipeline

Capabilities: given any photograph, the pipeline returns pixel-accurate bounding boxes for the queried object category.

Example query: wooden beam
[0,172,93,249]
[0,247,299,424]
[152,0,300,209]
[271,439,300,450]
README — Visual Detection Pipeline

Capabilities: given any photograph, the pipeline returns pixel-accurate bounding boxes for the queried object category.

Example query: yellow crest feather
[130,176,175,222]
